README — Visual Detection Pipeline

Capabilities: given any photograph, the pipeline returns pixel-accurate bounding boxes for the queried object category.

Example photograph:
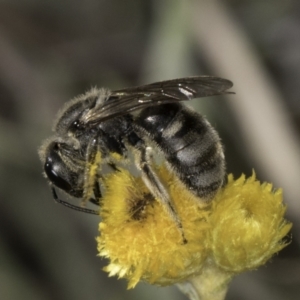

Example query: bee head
[39,139,84,198]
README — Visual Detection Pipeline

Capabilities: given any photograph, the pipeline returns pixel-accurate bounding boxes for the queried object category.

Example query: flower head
[97,166,292,288]
[97,166,211,288]
[210,173,291,272]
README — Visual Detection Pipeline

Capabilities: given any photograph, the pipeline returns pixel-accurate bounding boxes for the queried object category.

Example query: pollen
[82,150,102,206]
[97,168,292,288]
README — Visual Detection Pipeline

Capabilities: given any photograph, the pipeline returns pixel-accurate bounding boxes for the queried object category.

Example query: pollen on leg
[82,150,102,206]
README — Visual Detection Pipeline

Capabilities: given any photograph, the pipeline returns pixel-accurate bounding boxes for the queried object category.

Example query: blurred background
[0,0,299,299]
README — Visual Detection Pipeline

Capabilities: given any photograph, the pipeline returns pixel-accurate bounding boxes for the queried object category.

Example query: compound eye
[44,143,84,198]
[44,155,72,193]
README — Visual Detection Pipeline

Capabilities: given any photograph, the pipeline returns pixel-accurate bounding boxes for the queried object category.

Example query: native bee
[39,76,233,238]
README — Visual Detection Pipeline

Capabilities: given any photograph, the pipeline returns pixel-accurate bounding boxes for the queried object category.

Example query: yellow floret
[210,173,292,272]
[97,167,210,288]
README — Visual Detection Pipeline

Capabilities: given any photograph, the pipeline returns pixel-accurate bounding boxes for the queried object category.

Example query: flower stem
[177,259,232,300]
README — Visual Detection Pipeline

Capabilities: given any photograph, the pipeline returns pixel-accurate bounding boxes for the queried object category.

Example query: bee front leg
[82,138,103,207]
[136,145,187,244]
[89,181,102,206]
[52,187,100,215]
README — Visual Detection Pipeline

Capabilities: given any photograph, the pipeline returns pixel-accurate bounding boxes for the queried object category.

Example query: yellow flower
[96,167,291,289]
[210,173,292,273]
[97,166,211,288]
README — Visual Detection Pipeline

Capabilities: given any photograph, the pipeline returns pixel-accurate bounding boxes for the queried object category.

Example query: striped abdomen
[134,103,225,199]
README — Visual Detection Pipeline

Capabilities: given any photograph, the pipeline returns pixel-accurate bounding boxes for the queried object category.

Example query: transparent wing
[84,76,234,124]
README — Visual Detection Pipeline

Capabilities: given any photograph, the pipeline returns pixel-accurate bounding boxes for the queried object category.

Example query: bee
[39,76,233,240]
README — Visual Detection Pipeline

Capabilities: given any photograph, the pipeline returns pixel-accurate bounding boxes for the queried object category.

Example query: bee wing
[85,76,234,124]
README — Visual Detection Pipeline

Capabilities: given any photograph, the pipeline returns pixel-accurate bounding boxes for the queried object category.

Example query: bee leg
[82,138,103,207]
[89,180,102,206]
[84,140,118,207]
[52,187,99,215]
[137,145,187,244]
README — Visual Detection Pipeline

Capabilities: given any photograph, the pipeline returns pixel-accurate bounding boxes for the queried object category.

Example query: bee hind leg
[137,145,187,244]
